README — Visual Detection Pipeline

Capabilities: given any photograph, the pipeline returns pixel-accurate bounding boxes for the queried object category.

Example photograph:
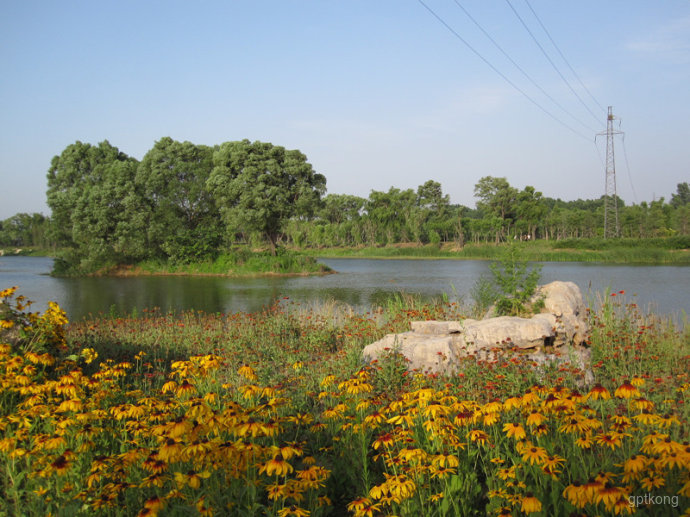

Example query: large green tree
[671,182,690,208]
[46,141,142,271]
[208,140,326,254]
[474,176,518,242]
[515,186,546,240]
[135,137,221,263]
[0,213,50,248]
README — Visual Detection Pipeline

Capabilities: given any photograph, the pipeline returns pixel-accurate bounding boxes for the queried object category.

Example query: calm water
[1,256,688,321]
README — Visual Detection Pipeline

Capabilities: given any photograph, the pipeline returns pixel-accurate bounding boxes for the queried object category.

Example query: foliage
[46,141,144,272]
[671,182,690,208]
[20,141,690,271]
[208,140,326,255]
[0,286,68,358]
[136,137,222,264]
[487,243,542,316]
[0,213,52,249]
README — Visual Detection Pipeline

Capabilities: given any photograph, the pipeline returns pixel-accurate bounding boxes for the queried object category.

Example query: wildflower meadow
[1,286,689,516]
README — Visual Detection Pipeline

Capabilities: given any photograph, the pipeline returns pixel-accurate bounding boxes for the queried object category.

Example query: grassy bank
[129,251,331,277]
[302,238,690,264]
[54,249,333,278]
[1,286,689,515]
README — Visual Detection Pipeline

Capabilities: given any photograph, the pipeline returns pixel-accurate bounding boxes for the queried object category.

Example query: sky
[1,0,689,219]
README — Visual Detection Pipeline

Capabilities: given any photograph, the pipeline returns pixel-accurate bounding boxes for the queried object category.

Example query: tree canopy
[136,137,221,263]
[32,137,690,273]
[208,140,326,254]
[46,141,141,270]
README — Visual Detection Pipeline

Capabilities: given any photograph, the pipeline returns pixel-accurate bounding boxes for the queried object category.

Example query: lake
[0,256,688,322]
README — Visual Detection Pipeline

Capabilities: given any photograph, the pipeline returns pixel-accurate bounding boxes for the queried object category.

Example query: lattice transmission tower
[596,106,624,238]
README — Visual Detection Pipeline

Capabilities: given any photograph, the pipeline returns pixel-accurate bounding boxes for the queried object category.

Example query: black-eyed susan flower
[588,383,611,400]
[174,469,210,489]
[467,429,490,446]
[520,493,542,514]
[453,410,477,427]
[595,482,624,510]
[563,482,587,508]
[503,422,526,440]
[347,498,373,512]
[521,446,548,466]
[143,496,166,513]
[432,453,459,469]
[525,411,546,427]
[259,456,294,477]
[633,410,659,425]
[595,432,625,450]
[621,454,648,474]
[158,438,183,462]
[640,472,665,490]
[50,454,71,475]
[614,380,641,399]
[612,495,634,515]
[655,413,681,428]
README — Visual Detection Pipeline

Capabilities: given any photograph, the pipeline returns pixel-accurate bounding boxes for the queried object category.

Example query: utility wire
[621,136,639,204]
[524,0,607,114]
[504,0,603,126]
[416,0,591,141]
[452,0,598,133]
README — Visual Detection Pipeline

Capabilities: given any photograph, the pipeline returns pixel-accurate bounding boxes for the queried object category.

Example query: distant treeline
[1,137,688,271]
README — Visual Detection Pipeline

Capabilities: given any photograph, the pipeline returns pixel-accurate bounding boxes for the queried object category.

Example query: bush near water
[1,285,689,516]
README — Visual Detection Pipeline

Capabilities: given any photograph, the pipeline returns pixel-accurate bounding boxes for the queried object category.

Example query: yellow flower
[80,348,98,364]
[497,466,517,480]
[630,376,645,387]
[467,429,490,446]
[525,411,546,427]
[503,422,526,440]
[277,506,310,517]
[521,446,548,466]
[639,472,665,490]
[347,498,373,512]
[587,383,611,400]
[260,456,294,477]
[614,380,641,399]
[563,482,587,508]
[174,469,210,489]
[595,483,624,510]
[238,364,258,381]
[0,286,18,298]
[432,453,459,469]
[520,493,542,514]
[595,432,625,450]
[621,454,648,474]
[195,497,214,517]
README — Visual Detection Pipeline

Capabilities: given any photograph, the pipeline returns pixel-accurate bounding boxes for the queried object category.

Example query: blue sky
[1,0,689,219]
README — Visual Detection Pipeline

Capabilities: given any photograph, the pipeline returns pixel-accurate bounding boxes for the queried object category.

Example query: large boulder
[361,281,591,380]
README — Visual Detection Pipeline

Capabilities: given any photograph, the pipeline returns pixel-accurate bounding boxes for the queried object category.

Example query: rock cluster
[361,281,592,382]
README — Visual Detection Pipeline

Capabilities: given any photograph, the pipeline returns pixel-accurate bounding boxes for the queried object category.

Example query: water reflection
[0,255,688,322]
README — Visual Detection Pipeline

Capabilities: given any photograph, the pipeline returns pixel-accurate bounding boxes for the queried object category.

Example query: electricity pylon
[596,106,623,238]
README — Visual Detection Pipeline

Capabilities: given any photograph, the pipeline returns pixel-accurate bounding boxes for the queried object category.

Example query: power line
[416,0,591,141]
[504,0,603,126]
[523,0,607,114]
[621,136,639,204]
[451,0,599,133]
